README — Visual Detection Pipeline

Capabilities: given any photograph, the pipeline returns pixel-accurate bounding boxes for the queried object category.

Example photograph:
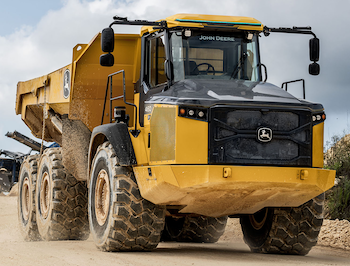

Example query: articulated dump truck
[16,14,335,255]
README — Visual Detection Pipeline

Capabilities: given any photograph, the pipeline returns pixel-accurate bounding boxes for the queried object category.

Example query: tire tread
[241,194,324,255]
[36,148,89,241]
[90,142,165,251]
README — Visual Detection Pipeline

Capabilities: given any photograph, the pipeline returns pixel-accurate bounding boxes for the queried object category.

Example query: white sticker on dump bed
[63,69,70,99]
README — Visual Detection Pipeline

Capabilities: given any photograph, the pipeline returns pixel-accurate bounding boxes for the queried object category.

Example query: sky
[0,0,349,154]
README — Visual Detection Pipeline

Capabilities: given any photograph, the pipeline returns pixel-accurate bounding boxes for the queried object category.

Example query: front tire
[240,194,324,255]
[89,142,165,251]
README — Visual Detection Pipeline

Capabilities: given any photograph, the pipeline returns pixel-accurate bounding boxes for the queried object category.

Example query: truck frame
[15,14,334,255]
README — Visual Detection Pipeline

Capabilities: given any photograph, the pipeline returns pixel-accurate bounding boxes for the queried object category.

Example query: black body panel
[208,106,312,166]
[146,79,324,111]
[90,123,137,166]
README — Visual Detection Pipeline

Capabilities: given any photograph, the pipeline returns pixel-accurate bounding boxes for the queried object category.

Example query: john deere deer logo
[257,127,272,142]
[63,69,70,99]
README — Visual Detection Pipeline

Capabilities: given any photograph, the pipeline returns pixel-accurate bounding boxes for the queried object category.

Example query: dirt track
[1,195,350,266]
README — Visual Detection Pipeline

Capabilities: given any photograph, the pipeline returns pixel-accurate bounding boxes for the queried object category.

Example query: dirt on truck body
[15,13,335,255]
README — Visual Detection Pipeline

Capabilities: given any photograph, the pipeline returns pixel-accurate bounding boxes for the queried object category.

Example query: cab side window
[149,36,167,87]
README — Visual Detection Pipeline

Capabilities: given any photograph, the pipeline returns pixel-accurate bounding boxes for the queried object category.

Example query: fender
[88,123,137,178]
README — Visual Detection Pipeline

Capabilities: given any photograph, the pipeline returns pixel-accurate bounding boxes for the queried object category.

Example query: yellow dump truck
[16,14,335,255]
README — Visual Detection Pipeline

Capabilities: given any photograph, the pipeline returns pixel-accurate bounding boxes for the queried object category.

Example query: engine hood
[146,79,323,110]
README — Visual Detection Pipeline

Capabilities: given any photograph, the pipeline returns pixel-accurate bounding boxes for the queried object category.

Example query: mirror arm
[109,17,168,29]
[263,26,317,38]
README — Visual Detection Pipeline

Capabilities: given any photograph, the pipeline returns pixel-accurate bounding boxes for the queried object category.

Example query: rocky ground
[318,219,350,250]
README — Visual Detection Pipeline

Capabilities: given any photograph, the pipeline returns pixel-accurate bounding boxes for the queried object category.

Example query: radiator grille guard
[209,106,312,166]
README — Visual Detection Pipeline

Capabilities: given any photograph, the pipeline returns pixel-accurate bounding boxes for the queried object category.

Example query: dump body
[16,33,141,144]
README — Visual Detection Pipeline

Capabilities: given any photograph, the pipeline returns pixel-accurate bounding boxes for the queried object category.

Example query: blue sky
[0,0,349,154]
[0,1,63,35]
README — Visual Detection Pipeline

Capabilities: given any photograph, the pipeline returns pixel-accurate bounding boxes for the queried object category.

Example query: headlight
[178,106,208,121]
[312,112,326,125]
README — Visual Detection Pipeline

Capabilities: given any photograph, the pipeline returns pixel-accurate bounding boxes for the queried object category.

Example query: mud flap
[88,123,137,178]
[62,117,92,181]
[0,170,12,192]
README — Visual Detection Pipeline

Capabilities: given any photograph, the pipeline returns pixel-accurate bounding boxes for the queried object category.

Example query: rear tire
[18,155,41,241]
[89,142,165,251]
[35,148,89,240]
[162,215,228,243]
[240,194,324,255]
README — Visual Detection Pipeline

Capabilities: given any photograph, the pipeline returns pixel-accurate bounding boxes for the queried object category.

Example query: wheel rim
[21,177,30,221]
[249,208,268,230]
[40,172,50,219]
[95,169,110,226]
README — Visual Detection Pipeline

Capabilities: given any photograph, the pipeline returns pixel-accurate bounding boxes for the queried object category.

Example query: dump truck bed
[16,33,141,145]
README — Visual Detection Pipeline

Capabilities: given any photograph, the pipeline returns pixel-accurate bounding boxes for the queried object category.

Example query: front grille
[209,106,312,166]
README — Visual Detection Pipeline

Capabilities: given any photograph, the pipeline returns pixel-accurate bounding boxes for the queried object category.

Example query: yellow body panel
[134,165,335,217]
[129,94,149,166]
[313,122,324,168]
[175,116,208,164]
[144,105,208,165]
[150,105,176,163]
[16,65,71,118]
[141,13,264,35]
[69,34,141,131]
[16,33,141,141]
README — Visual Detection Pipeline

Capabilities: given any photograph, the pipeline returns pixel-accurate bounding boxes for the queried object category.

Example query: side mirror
[309,62,320,75]
[100,53,114,67]
[309,37,319,62]
[101,27,114,52]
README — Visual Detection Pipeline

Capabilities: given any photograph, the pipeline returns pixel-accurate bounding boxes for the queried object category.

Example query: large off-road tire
[162,215,228,243]
[18,155,41,241]
[89,142,165,251]
[240,193,324,255]
[35,148,89,241]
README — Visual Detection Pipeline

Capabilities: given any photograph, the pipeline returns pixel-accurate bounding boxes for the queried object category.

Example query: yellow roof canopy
[141,13,264,34]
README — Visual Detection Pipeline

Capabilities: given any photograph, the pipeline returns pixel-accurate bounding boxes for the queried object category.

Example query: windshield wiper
[230,52,247,80]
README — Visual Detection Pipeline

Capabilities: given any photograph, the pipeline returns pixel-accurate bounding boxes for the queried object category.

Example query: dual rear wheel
[17,144,166,251]
[18,148,89,241]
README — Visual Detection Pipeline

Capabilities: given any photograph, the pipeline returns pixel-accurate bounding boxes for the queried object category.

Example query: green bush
[324,133,350,221]
[327,177,350,220]
[325,134,350,174]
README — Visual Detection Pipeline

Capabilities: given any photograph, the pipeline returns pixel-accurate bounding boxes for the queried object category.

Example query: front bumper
[133,165,335,217]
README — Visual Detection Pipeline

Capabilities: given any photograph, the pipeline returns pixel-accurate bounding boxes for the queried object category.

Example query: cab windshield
[170,30,261,82]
